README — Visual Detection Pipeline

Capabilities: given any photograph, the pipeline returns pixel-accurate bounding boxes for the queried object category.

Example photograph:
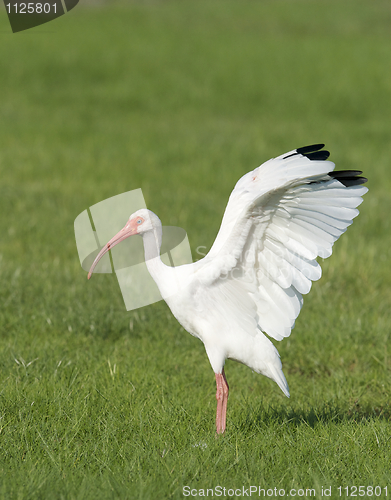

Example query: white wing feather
[195,148,368,343]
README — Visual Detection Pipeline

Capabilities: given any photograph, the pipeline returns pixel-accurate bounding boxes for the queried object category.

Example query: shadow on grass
[237,400,391,431]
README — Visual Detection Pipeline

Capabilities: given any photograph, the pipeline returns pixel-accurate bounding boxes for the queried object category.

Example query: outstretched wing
[196,144,368,341]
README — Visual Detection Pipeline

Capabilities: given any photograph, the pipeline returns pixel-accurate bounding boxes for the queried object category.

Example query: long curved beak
[88,221,138,279]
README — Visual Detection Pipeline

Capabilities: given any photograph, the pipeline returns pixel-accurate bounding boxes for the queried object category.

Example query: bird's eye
[137,219,142,224]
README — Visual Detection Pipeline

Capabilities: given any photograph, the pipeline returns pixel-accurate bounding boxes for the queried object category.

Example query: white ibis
[88,144,367,434]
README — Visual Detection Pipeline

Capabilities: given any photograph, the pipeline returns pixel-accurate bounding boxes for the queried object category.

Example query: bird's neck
[142,226,168,287]
[142,225,182,301]
[142,227,162,262]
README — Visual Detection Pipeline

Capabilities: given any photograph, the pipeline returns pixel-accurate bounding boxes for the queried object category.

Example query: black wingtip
[329,170,363,178]
[329,171,368,187]
[282,145,368,187]
[304,150,330,161]
[283,143,329,160]
[296,144,325,155]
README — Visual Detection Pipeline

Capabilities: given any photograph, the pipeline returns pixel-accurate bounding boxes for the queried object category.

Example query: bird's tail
[268,364,290,398]
[249,333,290,397]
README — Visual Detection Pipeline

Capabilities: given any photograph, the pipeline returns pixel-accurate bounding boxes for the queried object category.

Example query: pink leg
[215,368,229,434]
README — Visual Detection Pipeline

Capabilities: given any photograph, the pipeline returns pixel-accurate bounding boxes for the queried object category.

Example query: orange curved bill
[88,221,138,279]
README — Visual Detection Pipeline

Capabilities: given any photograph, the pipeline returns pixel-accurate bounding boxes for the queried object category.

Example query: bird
[88,144,368,434]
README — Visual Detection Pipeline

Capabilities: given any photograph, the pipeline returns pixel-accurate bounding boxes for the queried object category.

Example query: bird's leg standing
[215,368,229,434]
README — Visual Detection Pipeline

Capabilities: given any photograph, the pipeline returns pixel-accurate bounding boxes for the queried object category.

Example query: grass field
[0,0,390,498]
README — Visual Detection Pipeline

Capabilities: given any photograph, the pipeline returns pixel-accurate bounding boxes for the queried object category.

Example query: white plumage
[88,144,368,434]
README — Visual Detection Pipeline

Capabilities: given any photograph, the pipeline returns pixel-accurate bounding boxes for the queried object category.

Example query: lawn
[0,0,390,498]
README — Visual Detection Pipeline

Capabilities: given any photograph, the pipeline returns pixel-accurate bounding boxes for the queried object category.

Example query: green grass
[0,0,390,498]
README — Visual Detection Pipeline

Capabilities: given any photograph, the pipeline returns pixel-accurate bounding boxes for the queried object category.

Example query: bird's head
[87,208,161,279]
[126,208,157,235]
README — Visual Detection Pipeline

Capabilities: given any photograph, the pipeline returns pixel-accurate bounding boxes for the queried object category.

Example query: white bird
[88,144,367,434]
